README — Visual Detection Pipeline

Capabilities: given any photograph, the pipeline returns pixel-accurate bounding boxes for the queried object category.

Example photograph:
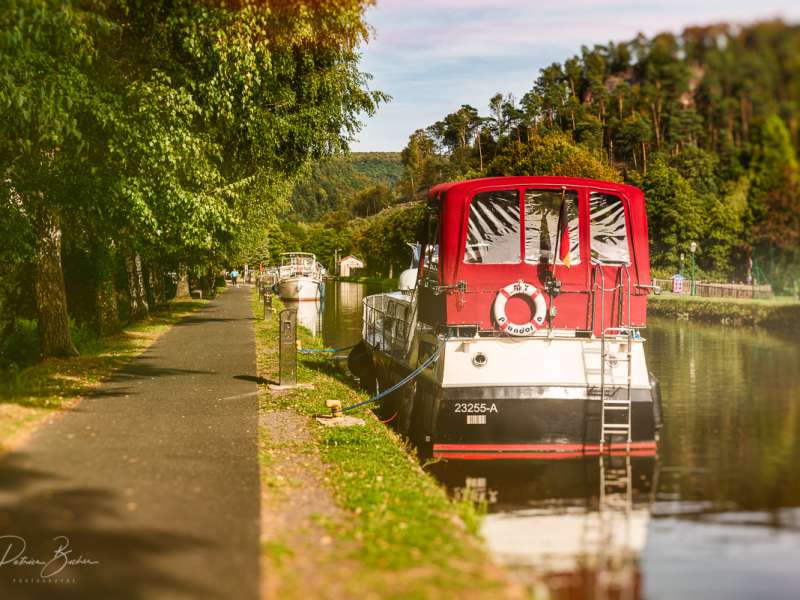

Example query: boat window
[464,190,521,264]
[423,204,440,282]
[524,189,580,265]
[590,192,631,264]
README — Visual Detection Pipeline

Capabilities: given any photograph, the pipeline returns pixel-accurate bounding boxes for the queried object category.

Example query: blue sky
[351,0,800,151]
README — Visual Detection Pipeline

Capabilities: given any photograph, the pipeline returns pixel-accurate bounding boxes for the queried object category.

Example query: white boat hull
[277,276,321,301]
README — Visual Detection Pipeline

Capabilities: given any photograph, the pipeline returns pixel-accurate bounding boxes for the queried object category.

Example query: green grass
[252,290,510,598]
[0,299,208,450]
[651,293,799,306]
[648,293,800,330]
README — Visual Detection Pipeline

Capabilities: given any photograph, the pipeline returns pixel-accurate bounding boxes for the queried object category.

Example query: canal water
[305,282,800,599]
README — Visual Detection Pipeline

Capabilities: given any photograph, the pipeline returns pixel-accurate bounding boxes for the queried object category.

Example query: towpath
[0,286,259,599]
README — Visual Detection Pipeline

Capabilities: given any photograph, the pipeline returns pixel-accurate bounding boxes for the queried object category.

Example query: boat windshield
[589,192,630,265]
[463,190,521,264]
[281,254,316,269]
[524,189,580,266]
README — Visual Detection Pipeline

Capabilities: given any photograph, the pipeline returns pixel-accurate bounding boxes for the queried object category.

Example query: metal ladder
[589,263,634,450]
[599,327,634,450]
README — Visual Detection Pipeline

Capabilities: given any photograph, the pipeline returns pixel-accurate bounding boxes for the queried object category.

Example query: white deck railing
[363,294,413,359]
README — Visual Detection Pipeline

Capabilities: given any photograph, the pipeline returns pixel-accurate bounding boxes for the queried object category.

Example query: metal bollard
[262,292,272,319]
[278,309,297,387]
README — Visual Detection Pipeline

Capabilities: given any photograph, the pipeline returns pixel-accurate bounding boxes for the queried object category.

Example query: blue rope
[342,340,446,413]
[299,343,357,355]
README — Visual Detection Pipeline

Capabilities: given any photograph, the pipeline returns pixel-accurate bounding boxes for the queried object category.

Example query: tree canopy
[0,0,383,362]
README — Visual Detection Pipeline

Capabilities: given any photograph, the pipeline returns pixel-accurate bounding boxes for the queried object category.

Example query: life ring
[493,280,547,336]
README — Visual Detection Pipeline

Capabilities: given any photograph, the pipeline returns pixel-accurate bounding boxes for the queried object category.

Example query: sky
[351,0,800,152]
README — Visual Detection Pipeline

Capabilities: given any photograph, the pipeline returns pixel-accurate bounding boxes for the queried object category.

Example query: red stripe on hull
[432,441,657,459]
[433,449,657,460]
[434,441,657,452]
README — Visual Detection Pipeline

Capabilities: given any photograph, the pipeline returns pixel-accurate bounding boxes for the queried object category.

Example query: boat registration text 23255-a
[454,403,499,414]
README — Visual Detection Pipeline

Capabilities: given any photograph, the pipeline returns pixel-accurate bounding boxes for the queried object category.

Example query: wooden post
[279,309,297,387]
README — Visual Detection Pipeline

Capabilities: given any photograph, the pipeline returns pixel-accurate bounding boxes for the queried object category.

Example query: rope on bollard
[298,343,357,355]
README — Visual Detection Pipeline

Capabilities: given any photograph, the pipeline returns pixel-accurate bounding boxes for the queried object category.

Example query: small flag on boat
[558,193,571,268]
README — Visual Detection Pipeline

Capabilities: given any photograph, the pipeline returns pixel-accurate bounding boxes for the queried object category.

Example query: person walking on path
[230,268,239,287]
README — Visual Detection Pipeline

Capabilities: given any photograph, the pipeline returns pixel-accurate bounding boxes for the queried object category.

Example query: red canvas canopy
[421,176,652,335]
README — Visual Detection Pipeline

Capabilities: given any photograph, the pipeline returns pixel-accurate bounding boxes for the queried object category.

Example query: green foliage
[485,132,621,180]
[374,20,800,283]
[288,153,402,221]
[0,320,39,370]
[0,0,384,358]
[635,158,704,270]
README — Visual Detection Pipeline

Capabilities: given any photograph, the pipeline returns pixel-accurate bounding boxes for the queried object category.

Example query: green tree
[637,158,705,270]
[486,132,620,181]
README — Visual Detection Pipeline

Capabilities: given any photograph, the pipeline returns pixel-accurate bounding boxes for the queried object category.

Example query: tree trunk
[149,265,166,307]
[641,142,648,175]
[124,247,149,320]
[95,271,119,336]
[477,131,484,172]
[34,204,78,357]
[176,264,191,298]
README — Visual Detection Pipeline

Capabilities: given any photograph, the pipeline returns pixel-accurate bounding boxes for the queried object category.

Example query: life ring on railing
[493,280,547,336]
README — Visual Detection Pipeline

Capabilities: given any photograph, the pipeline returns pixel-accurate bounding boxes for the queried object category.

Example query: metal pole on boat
[279,309,297,387]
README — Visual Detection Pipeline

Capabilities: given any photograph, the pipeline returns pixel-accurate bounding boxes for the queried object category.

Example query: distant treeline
[283,20,800,289]
[288,152,403,221]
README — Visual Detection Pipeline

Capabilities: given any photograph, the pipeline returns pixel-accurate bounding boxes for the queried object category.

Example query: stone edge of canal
[251,288,523,599]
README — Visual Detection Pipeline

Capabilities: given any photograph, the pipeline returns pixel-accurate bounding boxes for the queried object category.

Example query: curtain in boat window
[524,189,580,265]
[590,192,630,264]
[464,190,521,264]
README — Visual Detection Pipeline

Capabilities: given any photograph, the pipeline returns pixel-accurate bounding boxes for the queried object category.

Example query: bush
[69,318,102,355]
[0,319,40,370]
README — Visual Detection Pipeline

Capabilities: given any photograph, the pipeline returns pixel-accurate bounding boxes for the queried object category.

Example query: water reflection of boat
[284,299,323,337]
[336,281,365,312]
[429,456,658,599]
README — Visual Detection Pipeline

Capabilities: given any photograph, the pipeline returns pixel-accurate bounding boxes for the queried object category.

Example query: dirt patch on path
[260,409,363,600]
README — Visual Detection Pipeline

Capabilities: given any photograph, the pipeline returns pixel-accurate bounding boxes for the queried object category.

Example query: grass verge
[253,290,517,599]
[648,293,800,330]
[0,298,208,452]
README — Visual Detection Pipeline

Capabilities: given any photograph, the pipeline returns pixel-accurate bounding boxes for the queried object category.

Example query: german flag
[557,194,571,268]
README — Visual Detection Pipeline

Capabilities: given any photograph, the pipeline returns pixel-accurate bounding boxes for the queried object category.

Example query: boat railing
[363,294,413,359]
[278,262,323,281]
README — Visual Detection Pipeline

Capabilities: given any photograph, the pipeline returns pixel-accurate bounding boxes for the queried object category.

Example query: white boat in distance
[276,252,324,301]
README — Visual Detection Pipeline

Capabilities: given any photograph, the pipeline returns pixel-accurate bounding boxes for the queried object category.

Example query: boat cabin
[418,176,653,337]
[279,252,319,277]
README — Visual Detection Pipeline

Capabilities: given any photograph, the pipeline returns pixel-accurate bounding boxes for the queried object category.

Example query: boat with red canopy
[351,176,662,459]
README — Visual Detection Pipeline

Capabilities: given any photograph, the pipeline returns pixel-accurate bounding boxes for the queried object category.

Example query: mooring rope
[341,340,446,413]
[298,343,357,355]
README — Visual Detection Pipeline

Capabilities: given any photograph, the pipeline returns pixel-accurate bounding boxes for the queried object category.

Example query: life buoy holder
[493,280,547,336]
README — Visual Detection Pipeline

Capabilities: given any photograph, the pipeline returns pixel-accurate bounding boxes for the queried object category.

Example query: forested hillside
[288,152,403,221]
[291,20,800,289]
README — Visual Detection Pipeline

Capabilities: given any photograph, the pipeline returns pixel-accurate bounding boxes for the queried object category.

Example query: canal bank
[335,274,396,288]
[251,290,521,599]
[648,294,800,331]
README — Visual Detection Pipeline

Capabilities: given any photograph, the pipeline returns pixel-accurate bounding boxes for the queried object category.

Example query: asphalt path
[0,286,260,599]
